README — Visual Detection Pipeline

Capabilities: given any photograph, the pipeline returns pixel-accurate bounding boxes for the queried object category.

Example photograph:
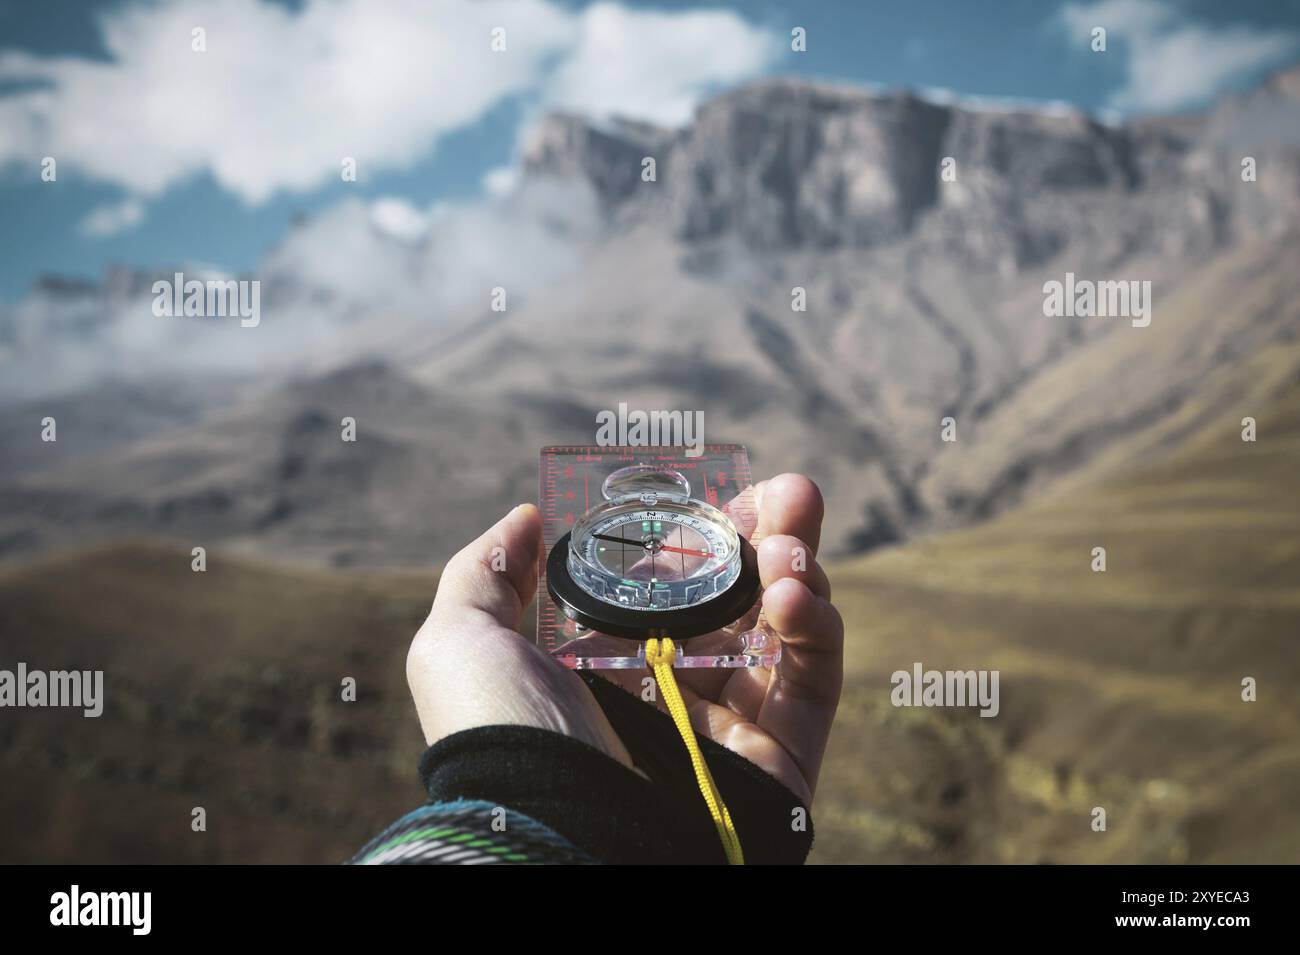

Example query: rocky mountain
[2,65,1298,566]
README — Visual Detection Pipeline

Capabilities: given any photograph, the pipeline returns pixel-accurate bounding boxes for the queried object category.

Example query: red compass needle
[659,544,712,558]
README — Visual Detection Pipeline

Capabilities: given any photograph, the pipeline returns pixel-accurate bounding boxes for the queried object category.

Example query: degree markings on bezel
[573,501,739,608]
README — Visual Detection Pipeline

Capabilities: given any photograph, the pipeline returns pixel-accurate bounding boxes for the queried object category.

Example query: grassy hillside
[814,345,1300,863]
[1,353,1297,862]
[0,546,436,863]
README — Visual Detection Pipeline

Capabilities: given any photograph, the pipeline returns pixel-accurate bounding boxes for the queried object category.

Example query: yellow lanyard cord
[644,637,745,865]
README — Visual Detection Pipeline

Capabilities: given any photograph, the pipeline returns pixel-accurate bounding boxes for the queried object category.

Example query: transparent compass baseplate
[550,613,780,670]
[549,490,780,670]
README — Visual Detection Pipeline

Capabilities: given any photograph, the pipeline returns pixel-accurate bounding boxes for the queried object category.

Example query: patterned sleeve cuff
[348,798,596,865]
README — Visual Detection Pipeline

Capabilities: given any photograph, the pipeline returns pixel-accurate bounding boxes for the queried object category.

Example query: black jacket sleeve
[408,672,813,865]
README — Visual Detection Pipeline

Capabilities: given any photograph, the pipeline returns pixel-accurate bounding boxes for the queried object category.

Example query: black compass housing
[546,530,761,641]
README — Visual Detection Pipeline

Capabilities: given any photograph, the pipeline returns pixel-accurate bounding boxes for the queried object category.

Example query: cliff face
[522,68,1300,261]
[662,84,951,247]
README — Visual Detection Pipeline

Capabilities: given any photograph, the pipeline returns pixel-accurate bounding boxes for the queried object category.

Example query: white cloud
[1,179,603,400]
[261,197,427,308]
[78,198,146,237]
[1061,0,1173,38]
[0,0,777,204]
[482,165,520,198]
[1113,25,1299,112]
[369,197,429,244]
[257,182,600,321]
[545,2,783,126]
[0,0,571,204]
[1060,0,1300,112]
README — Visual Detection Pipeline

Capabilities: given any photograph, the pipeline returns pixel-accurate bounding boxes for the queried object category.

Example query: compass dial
[546,489,757,641]
[571,496,738,611]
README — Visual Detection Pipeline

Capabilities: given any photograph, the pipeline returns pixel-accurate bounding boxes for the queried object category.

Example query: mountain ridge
[2,65,1298,565]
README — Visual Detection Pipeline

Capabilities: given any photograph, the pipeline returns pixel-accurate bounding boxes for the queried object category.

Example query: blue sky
[1,0,1298,301]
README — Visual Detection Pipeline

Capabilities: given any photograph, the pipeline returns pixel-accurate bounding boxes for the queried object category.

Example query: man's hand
[405,473,843,805]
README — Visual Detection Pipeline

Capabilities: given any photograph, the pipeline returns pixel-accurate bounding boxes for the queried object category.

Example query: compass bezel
[546,519,760,641]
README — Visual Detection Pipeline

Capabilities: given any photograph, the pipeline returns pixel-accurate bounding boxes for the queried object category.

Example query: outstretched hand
[406,473,843,805]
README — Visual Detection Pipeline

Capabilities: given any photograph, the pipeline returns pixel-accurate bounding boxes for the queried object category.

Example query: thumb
[429,503,542,633]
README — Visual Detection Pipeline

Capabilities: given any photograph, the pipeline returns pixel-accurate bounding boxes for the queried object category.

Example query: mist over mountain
[2,65,1299,565]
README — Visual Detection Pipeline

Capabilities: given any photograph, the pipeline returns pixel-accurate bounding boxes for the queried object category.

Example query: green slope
[814,344,1300,862]
[0,544,436,863]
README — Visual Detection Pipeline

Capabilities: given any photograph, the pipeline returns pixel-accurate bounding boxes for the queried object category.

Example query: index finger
[752,473,824,556]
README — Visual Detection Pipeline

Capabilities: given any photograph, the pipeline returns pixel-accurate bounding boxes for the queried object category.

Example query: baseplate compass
[539,446,779,670]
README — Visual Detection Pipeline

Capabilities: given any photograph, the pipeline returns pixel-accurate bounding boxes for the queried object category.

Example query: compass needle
[679,524,687,580]
[660,544,712,559]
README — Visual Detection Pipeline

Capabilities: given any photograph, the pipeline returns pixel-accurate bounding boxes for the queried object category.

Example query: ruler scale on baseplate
[538,445,778,670]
